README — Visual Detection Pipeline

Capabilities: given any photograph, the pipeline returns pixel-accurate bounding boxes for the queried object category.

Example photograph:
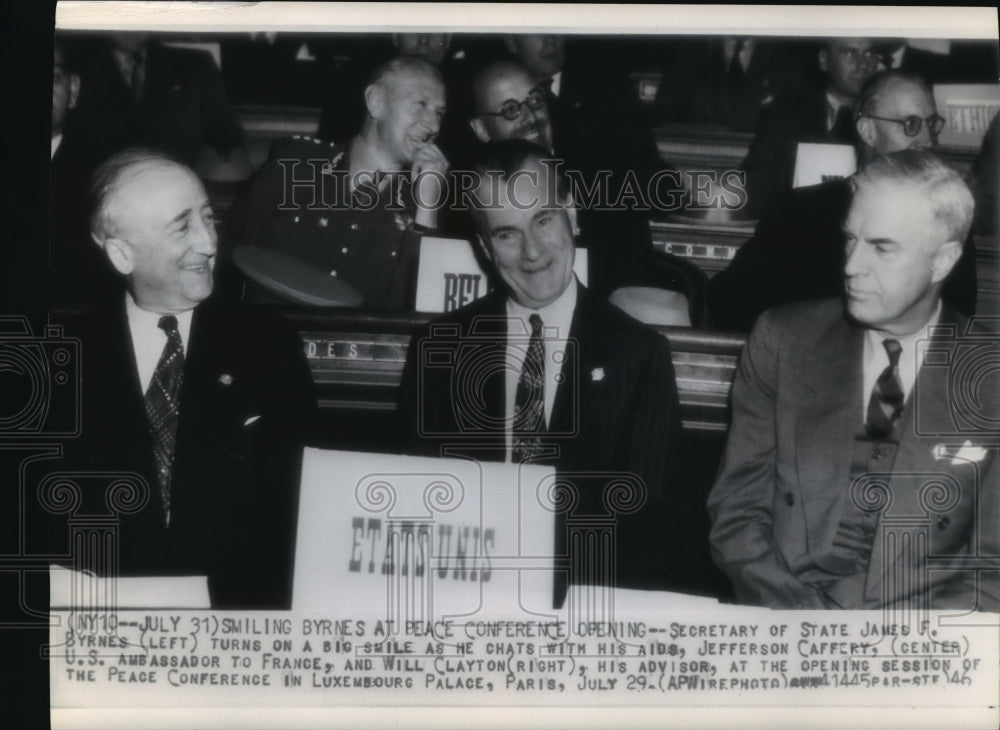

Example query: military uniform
[225,135,423,310]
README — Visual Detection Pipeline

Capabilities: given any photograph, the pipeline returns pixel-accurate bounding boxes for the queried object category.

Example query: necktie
[866,339,904,440]
[830,104,855,141]
[512,314,546,463]
[144,315,185,526]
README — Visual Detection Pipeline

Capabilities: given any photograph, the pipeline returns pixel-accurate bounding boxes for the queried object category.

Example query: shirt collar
[505,277,578,338]
[864,300,943,356]
[125,291,195,352]
[51,133,63,160]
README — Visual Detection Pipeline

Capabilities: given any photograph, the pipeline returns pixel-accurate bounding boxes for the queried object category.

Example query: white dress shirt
[548,70,563,97]
[503,280,578,460]
[51,133,63,161]
[861,302,942,423]
[125,293,193,396]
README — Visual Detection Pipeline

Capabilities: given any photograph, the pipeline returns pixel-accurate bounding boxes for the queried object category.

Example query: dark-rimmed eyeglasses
[479,88,547,121]
[862,113,946,137]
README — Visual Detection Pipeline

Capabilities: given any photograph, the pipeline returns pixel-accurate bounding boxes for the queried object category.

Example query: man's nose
[912,125,934,150]
[843,239,866,277]
[521,232,544,261]
[192,216,218,255]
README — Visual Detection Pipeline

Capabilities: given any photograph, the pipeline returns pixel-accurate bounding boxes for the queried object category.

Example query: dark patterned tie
[830,104,855,141]
[512,314,546,463]
[865,339,904,440]
[144,315,184,526]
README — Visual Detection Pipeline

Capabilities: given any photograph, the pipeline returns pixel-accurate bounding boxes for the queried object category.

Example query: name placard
[292,449,556,617]
[792,143,857,189]
[415,237,588,314]
[933,84,1000,149]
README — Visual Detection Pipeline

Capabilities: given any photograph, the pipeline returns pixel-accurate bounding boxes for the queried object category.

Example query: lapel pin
[218,373,234,386]
[591,367,605,382]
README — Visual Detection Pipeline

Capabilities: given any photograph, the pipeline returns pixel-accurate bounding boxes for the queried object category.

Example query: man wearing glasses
[466,57,679,302]
[709,70,977,332]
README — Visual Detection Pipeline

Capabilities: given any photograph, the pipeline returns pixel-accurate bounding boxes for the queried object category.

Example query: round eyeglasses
[479,88,548,121]
[862,113,947,137]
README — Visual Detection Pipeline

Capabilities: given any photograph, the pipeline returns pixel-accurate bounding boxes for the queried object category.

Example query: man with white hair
[58,149,314,608]
[227,55,450,309]
[709,149,999,611]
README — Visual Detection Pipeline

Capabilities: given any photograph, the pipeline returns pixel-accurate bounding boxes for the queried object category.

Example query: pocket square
[243,415,262,427]
[934,440,989,465]
[590,367,605,382]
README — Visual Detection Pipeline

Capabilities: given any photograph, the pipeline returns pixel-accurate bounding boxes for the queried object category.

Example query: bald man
[227,56,449,309]
[57,149,314,608]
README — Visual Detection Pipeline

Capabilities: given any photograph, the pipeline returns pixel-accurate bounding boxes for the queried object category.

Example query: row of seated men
[51,33,998,330]
[48,133,998,614]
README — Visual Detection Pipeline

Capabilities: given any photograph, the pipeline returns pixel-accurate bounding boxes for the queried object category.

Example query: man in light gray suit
[709,149,998,611]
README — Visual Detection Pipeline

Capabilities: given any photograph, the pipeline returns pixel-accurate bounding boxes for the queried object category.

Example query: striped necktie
[144,315,184,526]
[865,339,904,440]
[512,314,546,462]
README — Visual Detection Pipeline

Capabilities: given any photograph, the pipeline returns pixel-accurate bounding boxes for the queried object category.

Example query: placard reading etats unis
[292,449,556,617]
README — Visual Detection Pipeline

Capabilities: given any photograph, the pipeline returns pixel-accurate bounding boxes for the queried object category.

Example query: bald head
[470,59,553,151]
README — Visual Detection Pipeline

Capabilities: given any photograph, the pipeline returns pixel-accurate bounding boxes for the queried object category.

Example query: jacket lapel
[794,311,864,565]
[864,306,974,602]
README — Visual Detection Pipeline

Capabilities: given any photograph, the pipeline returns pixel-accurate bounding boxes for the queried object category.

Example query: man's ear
[468,117,491,143]
[930,239,962,284]
[856,115,877,148]
[562,191,580,237]
[818,48,830,74]
[68,74,80,110]
[101,236,135,276]
[364,82,386,120]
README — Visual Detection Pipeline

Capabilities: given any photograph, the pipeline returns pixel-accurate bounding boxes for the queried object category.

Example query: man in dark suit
[56,149,314,608]
[71,33,248,174]
[709,70,977,332]
[467,57,679,302]
[655,36,808,132]
[740,37,879,218]
[398,140,699,604]
[50,37,120,310]
[708,150,998,611]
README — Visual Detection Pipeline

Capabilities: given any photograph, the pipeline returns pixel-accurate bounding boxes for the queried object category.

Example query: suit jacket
[56,297,315,608]
[397,284,699,598]
[740,89,858,219]
[708,178,978,332]
[708,298,999,610]
[73,41,245,166]
[655,38,807,132]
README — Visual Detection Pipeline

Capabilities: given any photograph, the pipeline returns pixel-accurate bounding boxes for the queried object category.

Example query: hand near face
[411,142,450,228]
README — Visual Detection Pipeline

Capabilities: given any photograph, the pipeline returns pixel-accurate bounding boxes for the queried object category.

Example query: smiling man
[708,149,999,611]
[397,140,700,605]
[226,55,449,309]
[57,149,315,608]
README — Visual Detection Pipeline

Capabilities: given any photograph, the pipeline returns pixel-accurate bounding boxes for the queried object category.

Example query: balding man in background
[709,149,998,611]
[709,70,977,331]
[226,56,449,309]
[57,149,314,608]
